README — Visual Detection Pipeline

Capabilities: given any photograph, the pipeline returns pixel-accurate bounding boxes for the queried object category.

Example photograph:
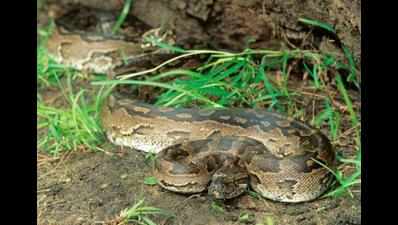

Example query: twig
[38,151,73,180]
[117,50,228,80]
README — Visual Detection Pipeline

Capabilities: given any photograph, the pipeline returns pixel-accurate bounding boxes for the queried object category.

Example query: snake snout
[208,177,226,199]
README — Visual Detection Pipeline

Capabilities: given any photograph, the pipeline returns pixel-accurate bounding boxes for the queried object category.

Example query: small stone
[100,183,109,189]
[120,174,128,179]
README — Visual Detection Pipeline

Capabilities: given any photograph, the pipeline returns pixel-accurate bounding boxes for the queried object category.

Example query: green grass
[324,149,361,198]
[37,74,108,155]
[311,146,360,199]
[210,201,225,215]
[260,215,275,225]
[93,46,356,115]
[37,23,112,155]
[335,74,360,146]
[299,17,336,33]
[247,190,261,200]
[37,45,76,88]
[144,176,158,186]
[299,17,360,90]
[144,152,157,166]
[342,46,360,89]
[112,0,134,34]
[96,50,304,113]
[239,212,255,223]
[320,73,361,198]
[313,99,341,141]
[37,23,69,88]
[118,199,174,225]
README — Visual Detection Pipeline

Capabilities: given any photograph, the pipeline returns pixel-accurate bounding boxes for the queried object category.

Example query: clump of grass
[342,46,360,89]
[93,47,356,115]
[239,212,255,223]
[300,17,360,90]
[324,149,361,198]
[37,46,74,88]
[257,215,275,225]
[37,22,112,155]
[335,74,360,145]
[313,99,341,141]
[115,36,355,109]
[117,199,174,225]
[210,201,225,215]
[303,61,322,89]
[312,145,360,199]
[320,74,361,198]
[37,75,107,155]
[143,176,158,186]
[144,152,157,165]
[111,0,133,34]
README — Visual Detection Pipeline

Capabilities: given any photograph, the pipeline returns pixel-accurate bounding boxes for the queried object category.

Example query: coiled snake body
[101,94,335,203]
[47,24,336,203]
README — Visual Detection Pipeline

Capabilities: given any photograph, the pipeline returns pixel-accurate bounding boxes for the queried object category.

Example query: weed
[37,23,77,88]
[313,99,341,141]
[335,74,360,146]
[298,17,336,33]
[324,149,361,198]
[210,201,225,214]
[144,176,158,186]
[118,199,174,225]
[239,212,255,223]
[144,152,157,166]
[112,0,133,34]
[37,75,107,155]
[312,147,361,199]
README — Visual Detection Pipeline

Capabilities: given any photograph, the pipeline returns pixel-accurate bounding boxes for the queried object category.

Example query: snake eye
[206,159,219,173]
[205,155,223,173]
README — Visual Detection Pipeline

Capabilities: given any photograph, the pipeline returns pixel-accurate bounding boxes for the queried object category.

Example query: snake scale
[46,20,336,203]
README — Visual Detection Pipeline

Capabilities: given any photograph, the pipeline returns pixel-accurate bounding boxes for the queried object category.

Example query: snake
[46,18,336,203]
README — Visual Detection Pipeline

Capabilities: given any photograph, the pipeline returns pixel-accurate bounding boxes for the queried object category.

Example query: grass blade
[112,0,133,34]
[298,17,336,33]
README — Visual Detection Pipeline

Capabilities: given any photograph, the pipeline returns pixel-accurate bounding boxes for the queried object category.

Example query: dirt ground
[37,0,361,224]
[38,143,360,225]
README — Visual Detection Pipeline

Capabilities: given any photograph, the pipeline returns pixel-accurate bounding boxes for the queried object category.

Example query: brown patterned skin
[46,27,173,76]
[46,27,150,74]
[101,94,336,203]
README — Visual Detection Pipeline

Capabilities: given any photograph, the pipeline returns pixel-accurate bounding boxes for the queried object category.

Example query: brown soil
[38,143,360,225]
[37,1,361,224]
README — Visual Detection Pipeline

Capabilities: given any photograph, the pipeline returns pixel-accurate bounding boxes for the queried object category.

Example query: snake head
[207,161,249,200]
